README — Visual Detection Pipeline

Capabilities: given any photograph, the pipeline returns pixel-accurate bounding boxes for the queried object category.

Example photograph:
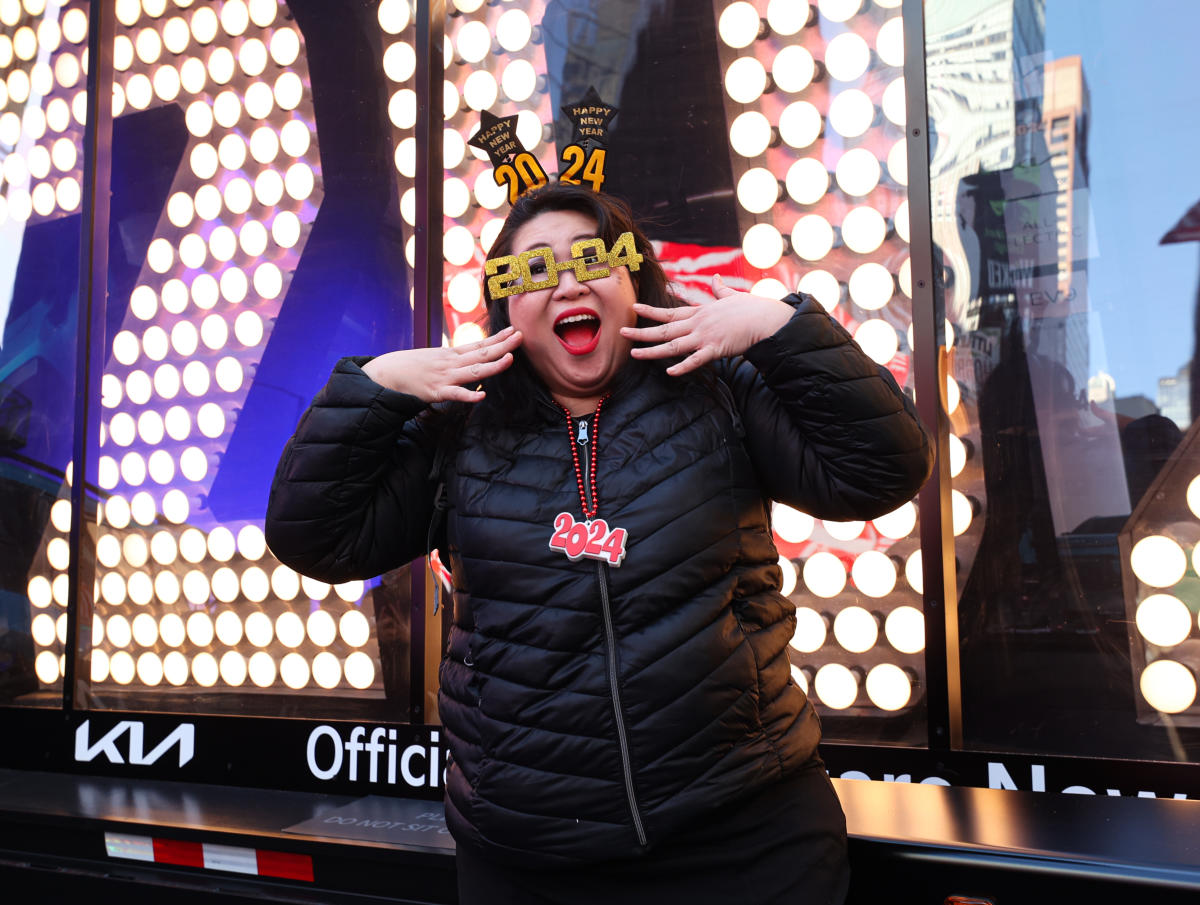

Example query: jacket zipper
[577,415,647,848]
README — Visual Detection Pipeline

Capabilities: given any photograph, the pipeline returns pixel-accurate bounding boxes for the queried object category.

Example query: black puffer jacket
[265,295,933,866]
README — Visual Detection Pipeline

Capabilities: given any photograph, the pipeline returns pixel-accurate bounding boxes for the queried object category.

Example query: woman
[265,184,933,904]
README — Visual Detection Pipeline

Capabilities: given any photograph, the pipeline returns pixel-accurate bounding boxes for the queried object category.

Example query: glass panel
[1,0,92,706]
[927,0,1200,759]
[441,0,923,744]
[51,0,417,716]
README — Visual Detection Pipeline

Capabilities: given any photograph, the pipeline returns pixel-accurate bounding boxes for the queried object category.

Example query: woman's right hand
[361,326,523,403]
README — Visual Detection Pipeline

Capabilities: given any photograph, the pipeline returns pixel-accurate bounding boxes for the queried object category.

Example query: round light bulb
[495,8,532,52]
[773,503,814,543]
[777,102,825,151]
[842,206,888,254]
[742,223,784,270]
[835,148,881,197]
[885,606,925,653]
[851,550,897,598]
[848,262,894,310]
[791,214,834,261]
[736,167,780,214]
[460,70,494,112]
[904,550,923,595]
[866,663,911,711]
[814,663,858,709]
[501,59,536,102]
[1140,659,1197,714]
[779,556,798,596]
[280,652,309,689]
[876,17,904,67]
[825,32,870,81]
[307,609,337,647]
[819,0,862,22]
[718,2,761,49]
[725,57,768,104]
[730,111,773,158]
[829,90,875,138]
[248,651,277,687]
[799,270,841,312]
[882,78,906,126]
[455,20,490,63]
[772,45,816,93]
[834,606,878,652]
[790,606,827,653]
[803,552,846,598]
[1136,594,1192,647]
[378,0,411,33]
[785,157,829,205]
[246,612,273,648]
[276,611,304,648]
[384,41,415,83]
[1132,536,1188,588]
[345,652,376,690]
[767,0,810,34]
[1187,475,1200,518]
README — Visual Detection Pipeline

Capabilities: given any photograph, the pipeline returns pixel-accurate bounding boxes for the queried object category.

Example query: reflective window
[10,1,415,716]
[1,0,91,706]
[928,0,1200,759]
[8,0,923,742]
[441,0,921,743]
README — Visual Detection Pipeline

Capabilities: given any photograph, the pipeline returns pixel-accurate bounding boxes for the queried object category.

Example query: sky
[1043,1,1200,404]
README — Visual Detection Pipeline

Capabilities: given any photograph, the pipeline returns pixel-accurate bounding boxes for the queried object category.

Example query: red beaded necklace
[560,395,608,520]
[547,394,629,567]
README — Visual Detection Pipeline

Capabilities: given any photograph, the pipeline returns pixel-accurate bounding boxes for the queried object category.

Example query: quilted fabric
[265,295,933,866]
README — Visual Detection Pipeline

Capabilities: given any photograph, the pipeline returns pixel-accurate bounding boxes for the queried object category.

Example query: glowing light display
[17,0,386,701]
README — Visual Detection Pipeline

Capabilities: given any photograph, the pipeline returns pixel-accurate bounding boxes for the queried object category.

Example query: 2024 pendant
[548,511,627,567]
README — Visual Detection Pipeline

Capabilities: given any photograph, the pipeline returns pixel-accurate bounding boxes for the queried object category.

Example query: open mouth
[553,308,601,355]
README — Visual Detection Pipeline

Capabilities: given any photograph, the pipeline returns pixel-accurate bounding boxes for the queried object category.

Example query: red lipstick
[553,307,601,356]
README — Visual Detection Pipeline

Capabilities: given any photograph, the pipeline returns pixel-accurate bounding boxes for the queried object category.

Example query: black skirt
[455,758,849,905]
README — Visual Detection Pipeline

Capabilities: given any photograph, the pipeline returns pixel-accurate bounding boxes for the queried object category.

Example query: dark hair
[472,184,684,425]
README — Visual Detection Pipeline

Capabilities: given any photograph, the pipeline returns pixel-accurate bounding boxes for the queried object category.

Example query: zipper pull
[577,418,589,445]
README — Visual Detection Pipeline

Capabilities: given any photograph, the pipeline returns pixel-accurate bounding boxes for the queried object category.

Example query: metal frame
[903,0,962,752]
[63,0,116,713]
[406,0,446,725]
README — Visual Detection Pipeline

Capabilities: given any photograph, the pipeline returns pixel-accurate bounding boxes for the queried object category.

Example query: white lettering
[132,723,195,766]
[306,726,343,780]
[304,725,443,788]
[366,728,387,783]
[75,720,127,764]
[430,731,440,787]
[346,727,366,782]
[74,720,194,767]
[401,743,427,787]
[987,761,1045,792]
[835,762,1190,801]
[387,728,397,784]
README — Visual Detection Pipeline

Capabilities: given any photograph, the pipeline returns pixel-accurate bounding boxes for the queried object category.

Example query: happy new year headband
[474,88,639,300]
[469,86,619,206]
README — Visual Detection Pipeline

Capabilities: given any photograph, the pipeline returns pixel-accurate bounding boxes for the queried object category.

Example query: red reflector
[152,838,205,868]
[257,849,314,882]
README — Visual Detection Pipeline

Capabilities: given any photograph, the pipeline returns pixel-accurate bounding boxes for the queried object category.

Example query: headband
[469,86,619,205]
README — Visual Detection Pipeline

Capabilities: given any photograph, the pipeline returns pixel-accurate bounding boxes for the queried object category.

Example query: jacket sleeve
[716,293,934,520]
[264,356,441,583]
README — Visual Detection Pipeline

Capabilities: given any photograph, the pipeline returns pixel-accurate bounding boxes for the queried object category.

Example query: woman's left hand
[620,274,795,376]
